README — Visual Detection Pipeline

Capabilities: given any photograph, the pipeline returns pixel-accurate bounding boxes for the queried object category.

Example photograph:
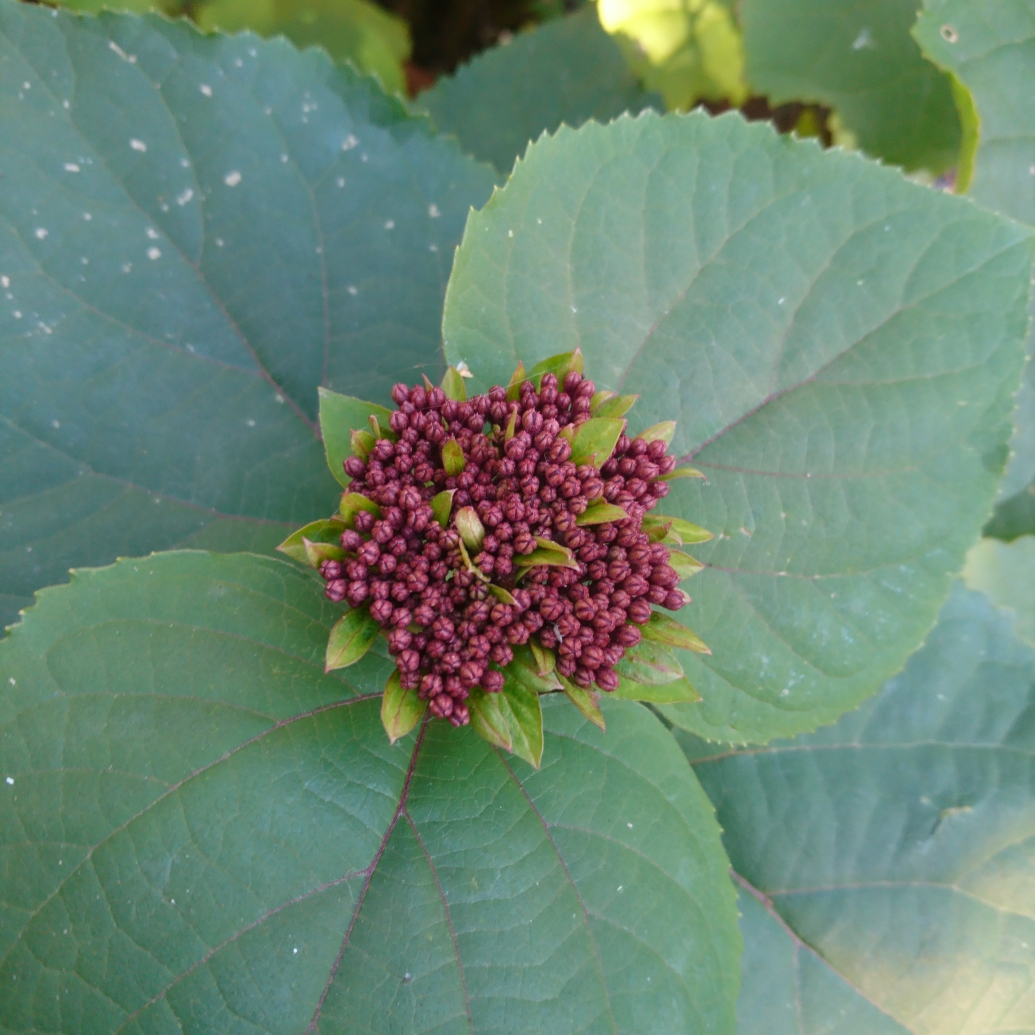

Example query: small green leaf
[509,643,563,693]
[643,514,713,544]
[534,536,576,558]
[442,438,466,476]
[277,518,347,565]
[591,389,616,410]
[467,687,513,752]
[457,537,490,582]
[500,676,545,768]
[350,428,376,461]
[611,674,701,704]
[456,506,485,552]
[570,417,626,469]
[515,548,582,571]
[431,489,456,528]
[441,366,467,402]
[368,413,397,442]
[667,549,705,580]
[339,492,381,526]
[615,640,685,685]
[506,361,527,402]
[325,608,381,672]
[529,637,556,676]
[576,501,630,526]
[380,670,427,744]
[593,392,638,418]
[318,388,393,488]
[642,611,711,654]
[637,421,676,445]
[663,465,705,481]
[303,537,346,567]
[557,673,606,731]
[504,407,519,442]
[526,348,584,388]
[488,584,519,605]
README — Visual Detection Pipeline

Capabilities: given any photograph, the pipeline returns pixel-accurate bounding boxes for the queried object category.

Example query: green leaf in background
[963,534,1035,648]
[914,0,1035,539]
[682,583,1035,1034]
[418,5,657,175]
[56,0,186,12]
[599,0,747,110]
[740,0,962,173]
[318,388,393,487]
[0,551,740,1034]
[443,111,1034,743]
[0,1,496,630]
[195,0,411,95]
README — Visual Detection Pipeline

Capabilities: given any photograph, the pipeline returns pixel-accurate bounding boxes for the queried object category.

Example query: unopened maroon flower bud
[572,666,593,688]
[346,581,369,605]
[648,585,667,604]
[344,457,366,480]
[430,693,454,719]
[420,673,443,698]
[459,660,485,686]
[325,579,347,602]
[370,598,393,624]
[320,560,344,580]
[512,530,536,555]
[392,607,412,628]
[388,627,412,654]
[490,643,513,666]
[481,668,504,693]
[628,599,652,624]
[357,540,380,566]
[581,645,605,670]
[596,666,619,692]
[664,590,686,610]
[398,648,421,672]
[548,438,572,463]
[615,623,641,648]
[340,529,363,551]
[354,509,375,533]
[432,617,455,641]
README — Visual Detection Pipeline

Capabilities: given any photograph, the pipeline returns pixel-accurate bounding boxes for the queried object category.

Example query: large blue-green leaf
[417,6,656,176]
[0,551,740,1034]
[442,110,1033,743]
[915,0,1035,538]
[683,583,1035,1034]
[0,1,496,629]
[741,0,962,173]
[964,533,1035,648]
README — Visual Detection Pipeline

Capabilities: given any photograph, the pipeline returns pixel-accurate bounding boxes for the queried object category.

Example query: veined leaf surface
[0,551,741,1035]
[0,0,496,629]
[443,111,1033,741]
[683,584,1035,1034]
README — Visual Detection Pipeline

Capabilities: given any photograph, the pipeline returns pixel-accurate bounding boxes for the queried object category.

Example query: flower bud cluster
[320,370,686,725]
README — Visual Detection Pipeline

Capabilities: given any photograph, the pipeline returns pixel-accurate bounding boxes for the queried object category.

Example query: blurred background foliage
[45,0,968,180]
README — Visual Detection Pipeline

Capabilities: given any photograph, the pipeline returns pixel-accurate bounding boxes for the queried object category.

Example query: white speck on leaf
[385,220,395,230]
[177,189,194,206]
[83,212,92,220]
[64,163,80,173]
[0,277,8,288]
[148,248,161,260]
[275,393,285,403]
[508,229,513,237]
[5,778,12,786]
[34,228,48,239]
[62,99,70,110]
[342,134,358,151]
[348,285,358,295]
[337,177,345,187]
[13,311,21,319]
[51,420,60,429]
[246,419,256,427]
[225,171,242,187]
[122,263,132,273]
[215,238,224,247]
[130,138,147,152]
[428,203,440,218]
[180,157,190,168]
[281,153,288,163]
[617,886,623,892]
[852,26,875,49]
[200,84,212,96]
[147,228,160,239]
[627,822,633,828]
[429,244,438,252]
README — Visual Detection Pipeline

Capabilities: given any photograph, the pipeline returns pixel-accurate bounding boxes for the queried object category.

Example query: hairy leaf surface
[0,551,740,1035]
[443,111,1034,742]
[741,0,961,173]
[0,0,496,629]
[683,584,1035,1034]
[418,5,655,175]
